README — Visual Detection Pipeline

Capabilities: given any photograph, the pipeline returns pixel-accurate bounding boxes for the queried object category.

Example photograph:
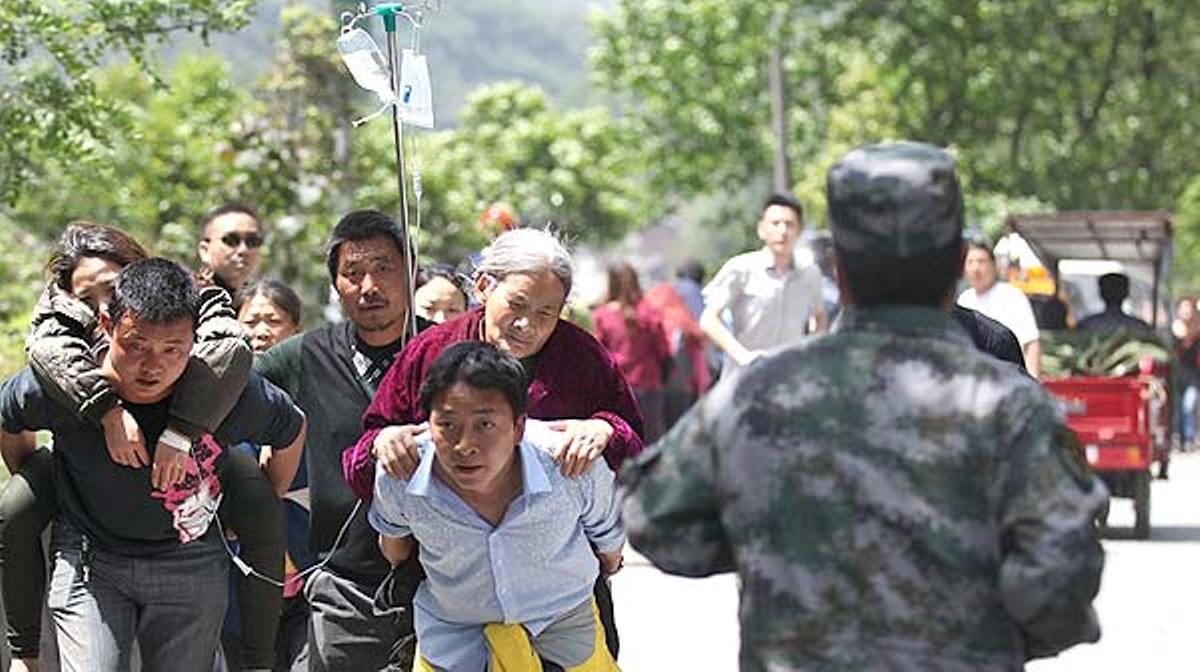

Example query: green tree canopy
[593,0,1200,215]
[0,1,260,204]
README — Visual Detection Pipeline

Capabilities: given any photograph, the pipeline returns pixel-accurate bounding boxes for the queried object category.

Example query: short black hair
[836,240,963,307]
[109,258,200,330]
[763,193,805,224]
[675,259,705,284]
[201,202,259,236]
[419,341,528,418]
[238,278,304,326]
[325,210,409,281]
[965,238,995,261]
[47,222,148,292]
[1098,272,1130,306]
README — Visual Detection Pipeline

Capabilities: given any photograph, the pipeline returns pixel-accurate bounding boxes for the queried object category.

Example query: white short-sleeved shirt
[957,282,1040,346]
[702,247,824,356]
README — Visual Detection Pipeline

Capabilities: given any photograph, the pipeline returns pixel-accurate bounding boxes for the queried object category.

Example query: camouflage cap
[826,142,963,258]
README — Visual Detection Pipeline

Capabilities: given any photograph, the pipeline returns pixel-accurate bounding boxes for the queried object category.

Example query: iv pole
[373,4,417,338]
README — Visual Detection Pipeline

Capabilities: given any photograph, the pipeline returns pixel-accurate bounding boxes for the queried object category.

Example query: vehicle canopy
[1007,211,1173,328]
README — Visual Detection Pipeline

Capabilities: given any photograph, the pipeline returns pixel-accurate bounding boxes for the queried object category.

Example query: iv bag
[336,28,394,104]
[398,49,435,128]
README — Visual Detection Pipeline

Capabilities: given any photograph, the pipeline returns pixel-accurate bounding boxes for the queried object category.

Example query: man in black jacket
[256,210,428,671]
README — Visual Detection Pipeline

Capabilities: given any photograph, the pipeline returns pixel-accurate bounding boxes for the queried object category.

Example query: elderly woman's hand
[372,423,429,480]
[548,418,613,478]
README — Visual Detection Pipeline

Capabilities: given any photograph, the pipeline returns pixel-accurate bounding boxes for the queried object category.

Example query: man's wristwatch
[158,427,193,455]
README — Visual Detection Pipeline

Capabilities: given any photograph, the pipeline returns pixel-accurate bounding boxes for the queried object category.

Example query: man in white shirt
[958,240,1041,376]
[701,194,827,372]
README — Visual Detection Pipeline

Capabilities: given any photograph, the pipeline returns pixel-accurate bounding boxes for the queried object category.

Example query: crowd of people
[0,141,1105,672]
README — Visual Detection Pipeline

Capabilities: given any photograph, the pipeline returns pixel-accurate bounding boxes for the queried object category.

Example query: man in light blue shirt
[368,341,624,671]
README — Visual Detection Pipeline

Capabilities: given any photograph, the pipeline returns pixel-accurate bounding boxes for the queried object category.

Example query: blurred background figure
[1174,297,1200,452]
[238,278,303,352]
[234,277,310,671]
[643,279,712,431]
[198,203,265,296]
[700,194,828,373]
[477,202,520,237]
[1172,297,1197,341]
[1076,273,1153,335]
[672,259,706,321]
[593,261,672,443]
[958,239,1042,376]
[414,263,470,324]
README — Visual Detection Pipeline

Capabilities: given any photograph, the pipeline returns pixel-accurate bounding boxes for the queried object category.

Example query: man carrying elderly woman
[343,227,645,662]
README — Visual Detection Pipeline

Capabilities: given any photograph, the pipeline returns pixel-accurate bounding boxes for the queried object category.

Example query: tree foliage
[0,1,260,204]
[594,0,1200,218]
[0,4,653,369]
[385,82,654,263]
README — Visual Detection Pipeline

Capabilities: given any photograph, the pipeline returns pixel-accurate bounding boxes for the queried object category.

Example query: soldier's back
[710,306,1060,671]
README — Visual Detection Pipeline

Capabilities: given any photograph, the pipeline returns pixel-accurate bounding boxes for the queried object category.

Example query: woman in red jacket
[592,261,672,443]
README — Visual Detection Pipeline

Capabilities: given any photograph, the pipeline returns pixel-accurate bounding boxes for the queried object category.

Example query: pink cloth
[342,309,645,501]
[150,434,223,544]
[592,300,671,390]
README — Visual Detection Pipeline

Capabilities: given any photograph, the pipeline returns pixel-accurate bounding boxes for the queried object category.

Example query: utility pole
[768,11,791,194]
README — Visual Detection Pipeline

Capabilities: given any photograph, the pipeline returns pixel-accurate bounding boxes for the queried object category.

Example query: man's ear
[197,237,211,265]
[513,414,526,444]
[98,306,114,333]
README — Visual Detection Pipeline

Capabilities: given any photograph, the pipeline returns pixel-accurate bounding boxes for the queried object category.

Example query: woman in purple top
[343,228,644,658]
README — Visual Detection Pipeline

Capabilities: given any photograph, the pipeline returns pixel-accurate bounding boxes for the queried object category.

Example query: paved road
[4,456,1194,670]
[614,454,1200,671]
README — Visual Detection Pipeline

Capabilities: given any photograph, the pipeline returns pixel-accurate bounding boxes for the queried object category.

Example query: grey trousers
[298,568,414,672]
[47,519,228,672]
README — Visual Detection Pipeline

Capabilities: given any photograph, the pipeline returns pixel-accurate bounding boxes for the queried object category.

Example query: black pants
[0,448,284,669]
[0,447,55,660]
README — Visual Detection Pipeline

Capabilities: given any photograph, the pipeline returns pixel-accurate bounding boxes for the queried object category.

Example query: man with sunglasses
[198,203,266,295]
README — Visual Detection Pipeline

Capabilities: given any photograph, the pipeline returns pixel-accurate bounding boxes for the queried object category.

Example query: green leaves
[382,82,655,261]
[0,0,259,205]
[594,0,1200,213]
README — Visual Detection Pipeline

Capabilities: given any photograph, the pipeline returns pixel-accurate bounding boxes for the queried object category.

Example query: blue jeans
[47,518,229,672]
[1180,385,1198,445]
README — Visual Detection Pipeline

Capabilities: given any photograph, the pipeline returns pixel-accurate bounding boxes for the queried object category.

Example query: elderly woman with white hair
[343,228,644,659]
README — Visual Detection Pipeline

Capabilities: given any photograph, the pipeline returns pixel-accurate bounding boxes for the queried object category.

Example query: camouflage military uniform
[620,142,1106,671]
[621,308,1106,670]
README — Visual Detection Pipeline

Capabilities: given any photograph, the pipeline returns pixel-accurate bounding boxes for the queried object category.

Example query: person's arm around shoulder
[550,330,646,477]
[25,287,152,469]
[618,382,735,577]
[26,284,118,422]
[165,285,253,439]
[346,337,431,499]
[997,389,1107,658]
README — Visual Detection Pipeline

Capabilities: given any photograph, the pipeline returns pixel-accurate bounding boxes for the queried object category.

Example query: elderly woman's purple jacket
[342,308,646,500]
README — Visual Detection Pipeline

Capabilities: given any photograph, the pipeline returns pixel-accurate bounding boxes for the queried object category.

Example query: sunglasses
[215,232,265,249]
